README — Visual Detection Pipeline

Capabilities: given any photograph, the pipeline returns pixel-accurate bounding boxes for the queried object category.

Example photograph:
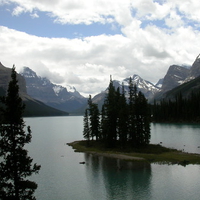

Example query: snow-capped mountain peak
[111,74,160,100]
[20,67,87,112]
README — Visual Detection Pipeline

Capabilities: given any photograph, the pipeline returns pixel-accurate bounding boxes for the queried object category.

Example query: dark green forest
[83,77,151,149]
[153,91,200,123]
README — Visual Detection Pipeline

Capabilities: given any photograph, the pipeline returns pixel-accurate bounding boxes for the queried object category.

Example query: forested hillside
[153,75,200,122]
[153,92,200,122]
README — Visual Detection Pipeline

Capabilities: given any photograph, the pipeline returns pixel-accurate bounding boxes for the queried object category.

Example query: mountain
[89,74,160,111]
[92,54,200,107]
[23,97,68,117]
[160,65,190,92]
[161,54,200,93]
[155,78,163,89]
[122,75,160,99]
[163,76,200,100]
[155,54,200,101]
[188,54,200,80]
[0,62,68,116]
[20,67,87,113]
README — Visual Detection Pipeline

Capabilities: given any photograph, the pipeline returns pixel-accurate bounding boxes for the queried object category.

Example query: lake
[25,116,200,200]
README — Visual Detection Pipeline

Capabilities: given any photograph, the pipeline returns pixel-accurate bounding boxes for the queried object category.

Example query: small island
[68,140,200,166]
[72,77,200,166]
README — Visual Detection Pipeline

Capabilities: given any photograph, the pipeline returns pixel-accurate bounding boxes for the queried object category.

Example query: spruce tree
[90,103,100,141]
[83,109,90,145]
[135,91,151,146]
[128,77,137,145]
[117,84,128,148]
[0,66,40,200]
[87,95,100,140]
[103,76,117,147]
[100,104,107,141]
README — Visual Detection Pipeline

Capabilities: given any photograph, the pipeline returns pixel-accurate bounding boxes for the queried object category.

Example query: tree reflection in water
[84,153,152,200]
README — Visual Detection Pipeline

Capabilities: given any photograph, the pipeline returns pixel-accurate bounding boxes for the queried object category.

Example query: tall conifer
[87,95,100,140]
[128,77,137,145]
[83,109,90,144]
[0,66,40,200]
[103,76,117,147]
[135,91,151,145]
[117,84,128,148]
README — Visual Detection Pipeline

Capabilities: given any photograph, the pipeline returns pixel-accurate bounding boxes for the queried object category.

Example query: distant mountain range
[91,74,160,110]
[118,75,160,99]
[0,62,68,117]
[20,67,87,113]
[1,54,200,116]
[92,54,200,107]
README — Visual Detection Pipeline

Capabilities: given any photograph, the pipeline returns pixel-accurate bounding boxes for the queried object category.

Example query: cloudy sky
[0,0,200,96]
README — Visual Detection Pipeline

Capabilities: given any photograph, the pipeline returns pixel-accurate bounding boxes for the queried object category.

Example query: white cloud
[173,0,200,22]
[131,0,157,18]
[4,0,132,25]
[1,0,200,96]
[12,6,25,16]
[165,10,184,28]
[1,23,200,96]
[3,0,200,27]
[30,12,39,18]
[0,0,10,5]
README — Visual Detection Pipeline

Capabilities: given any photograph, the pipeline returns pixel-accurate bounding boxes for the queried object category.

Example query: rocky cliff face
[154,65,191,101]
[188,54,200,79]
[155,78,163,88]
[161,65,189,92]
[161,55,200,93]
[154,54,200,101]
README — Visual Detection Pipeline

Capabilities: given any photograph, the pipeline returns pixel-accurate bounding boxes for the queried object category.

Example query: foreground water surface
[25,116,200,200]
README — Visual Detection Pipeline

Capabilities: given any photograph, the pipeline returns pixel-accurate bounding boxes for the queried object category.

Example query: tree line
[153,91,200,122]
[83,76,151,148]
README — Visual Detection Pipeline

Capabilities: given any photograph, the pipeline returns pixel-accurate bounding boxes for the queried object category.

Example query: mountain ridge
[0,63,68,116]
[155,54,200,101]
[20,67,87,113]
[2,53,200,115]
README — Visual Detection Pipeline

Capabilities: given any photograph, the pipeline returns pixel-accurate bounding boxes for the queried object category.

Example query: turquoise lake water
[25,116,200,200]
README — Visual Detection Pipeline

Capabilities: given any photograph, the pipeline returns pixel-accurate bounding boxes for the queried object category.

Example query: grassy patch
[68,140,200,165]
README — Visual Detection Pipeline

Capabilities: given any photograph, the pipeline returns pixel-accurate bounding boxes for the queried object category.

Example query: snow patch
[178,80,184,84]
[174,74,182,79]
[66,85,76,93]
[53,85,64,96]
[156,84,162,88]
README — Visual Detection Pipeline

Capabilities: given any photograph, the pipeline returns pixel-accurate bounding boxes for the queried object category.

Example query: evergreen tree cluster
[153,91,200,122]
[0,66,40,200]
[83,77,151,148]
